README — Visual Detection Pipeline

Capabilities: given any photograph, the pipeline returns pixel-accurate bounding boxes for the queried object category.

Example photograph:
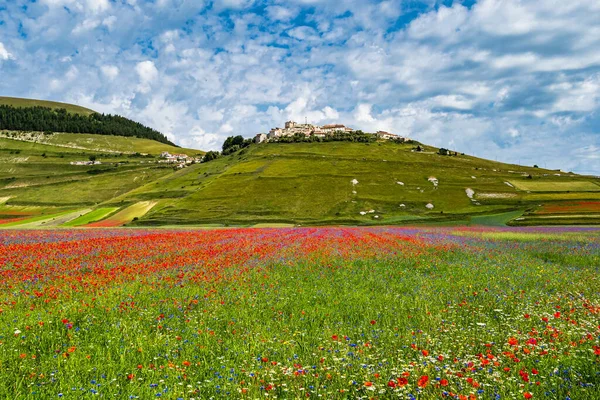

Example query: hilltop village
[254,121,408,143]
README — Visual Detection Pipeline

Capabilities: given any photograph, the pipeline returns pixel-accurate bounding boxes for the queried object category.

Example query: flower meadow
[0,227,599,399]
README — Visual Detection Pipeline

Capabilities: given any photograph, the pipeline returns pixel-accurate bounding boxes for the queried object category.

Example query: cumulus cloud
[101,65,119,80]
[0,42,14,61]
[0,0,599,174]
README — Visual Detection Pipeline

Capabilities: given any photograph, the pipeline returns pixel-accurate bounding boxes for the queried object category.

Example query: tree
[202,151,220,163]
[89,155,97,162]
[222,135,245,151]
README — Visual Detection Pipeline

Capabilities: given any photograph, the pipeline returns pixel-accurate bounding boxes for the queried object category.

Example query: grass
[86,201,157,227]
[0,137,186,207]
[510,179,600,192]
[40,133,202,156]
[0,96,95,115]
[131,142,599,226]
[469,209,524,226]
[0,227,598,398]
[62,207,119,227]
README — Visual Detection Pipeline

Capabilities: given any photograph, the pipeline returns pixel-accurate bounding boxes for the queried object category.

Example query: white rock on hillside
[426,203,434,209]
[465,188,475,199]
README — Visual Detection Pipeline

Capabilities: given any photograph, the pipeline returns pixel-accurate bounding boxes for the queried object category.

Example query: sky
[0,0,599,175]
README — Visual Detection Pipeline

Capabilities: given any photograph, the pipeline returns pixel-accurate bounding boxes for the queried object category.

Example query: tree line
[0,105,175,145]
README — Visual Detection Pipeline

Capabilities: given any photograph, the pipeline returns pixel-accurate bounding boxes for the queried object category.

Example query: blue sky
[0,0,599,174]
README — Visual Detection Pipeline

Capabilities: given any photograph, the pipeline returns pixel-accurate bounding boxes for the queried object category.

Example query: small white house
[254,133,267,143]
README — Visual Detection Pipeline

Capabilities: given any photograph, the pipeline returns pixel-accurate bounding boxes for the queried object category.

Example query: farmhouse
[322,124,352,133]
[254,133,267,143]
[376,131,406,141]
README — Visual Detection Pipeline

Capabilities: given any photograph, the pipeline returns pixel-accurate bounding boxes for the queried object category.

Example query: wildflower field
[0,227,599,399]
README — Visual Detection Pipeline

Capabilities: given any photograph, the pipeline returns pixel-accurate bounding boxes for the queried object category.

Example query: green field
[510,180,600,192]
[0,96,95,115]
[86,201,157,227]
[62,208,119,227]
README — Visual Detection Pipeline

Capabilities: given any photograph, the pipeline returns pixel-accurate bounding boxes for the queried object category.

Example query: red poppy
[417,375,429,388]
[397,377,408,386]
[440,378,449,386]
[524,393,532,399]
[370,320,376,325]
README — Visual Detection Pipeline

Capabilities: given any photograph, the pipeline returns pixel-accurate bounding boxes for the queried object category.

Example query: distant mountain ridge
[0,96,175,146]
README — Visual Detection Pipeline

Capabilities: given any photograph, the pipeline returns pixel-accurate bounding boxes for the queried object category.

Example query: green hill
[115,141,599,227]
[0,96,95,115]
[0,97,175,145]
[0,98,598,228]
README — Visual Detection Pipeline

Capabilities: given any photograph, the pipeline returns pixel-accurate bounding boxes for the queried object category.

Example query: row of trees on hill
[0,105,175,145]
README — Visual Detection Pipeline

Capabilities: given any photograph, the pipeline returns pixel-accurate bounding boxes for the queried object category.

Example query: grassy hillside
[0,132,204,227]
[0,96,95,115]
[118,141,599,226]
[0,131,202,156]
[0,132,597,227]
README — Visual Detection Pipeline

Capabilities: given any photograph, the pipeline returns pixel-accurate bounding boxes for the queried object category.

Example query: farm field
[0,227,598,399]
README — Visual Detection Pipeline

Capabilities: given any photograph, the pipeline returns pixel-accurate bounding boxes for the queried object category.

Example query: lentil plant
[0,227,598,399]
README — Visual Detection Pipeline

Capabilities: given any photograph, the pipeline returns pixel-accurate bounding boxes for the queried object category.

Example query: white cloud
[266,6,296,21]
[0,43,14,61]
[1,0,599,173]
[354,104,375,123]
[101,65,120,80]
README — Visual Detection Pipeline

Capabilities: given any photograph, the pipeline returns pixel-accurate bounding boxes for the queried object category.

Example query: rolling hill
[0,96,174,145]
[0,96,95,115]
[0,98,598,228]
[120,141,599,227]
[0,98,203,227]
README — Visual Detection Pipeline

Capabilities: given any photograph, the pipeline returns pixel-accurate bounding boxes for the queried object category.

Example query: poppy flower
[524,393,533,399]
[417,375,429,388]
[397,377,408,386]
[440,378,449,386]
